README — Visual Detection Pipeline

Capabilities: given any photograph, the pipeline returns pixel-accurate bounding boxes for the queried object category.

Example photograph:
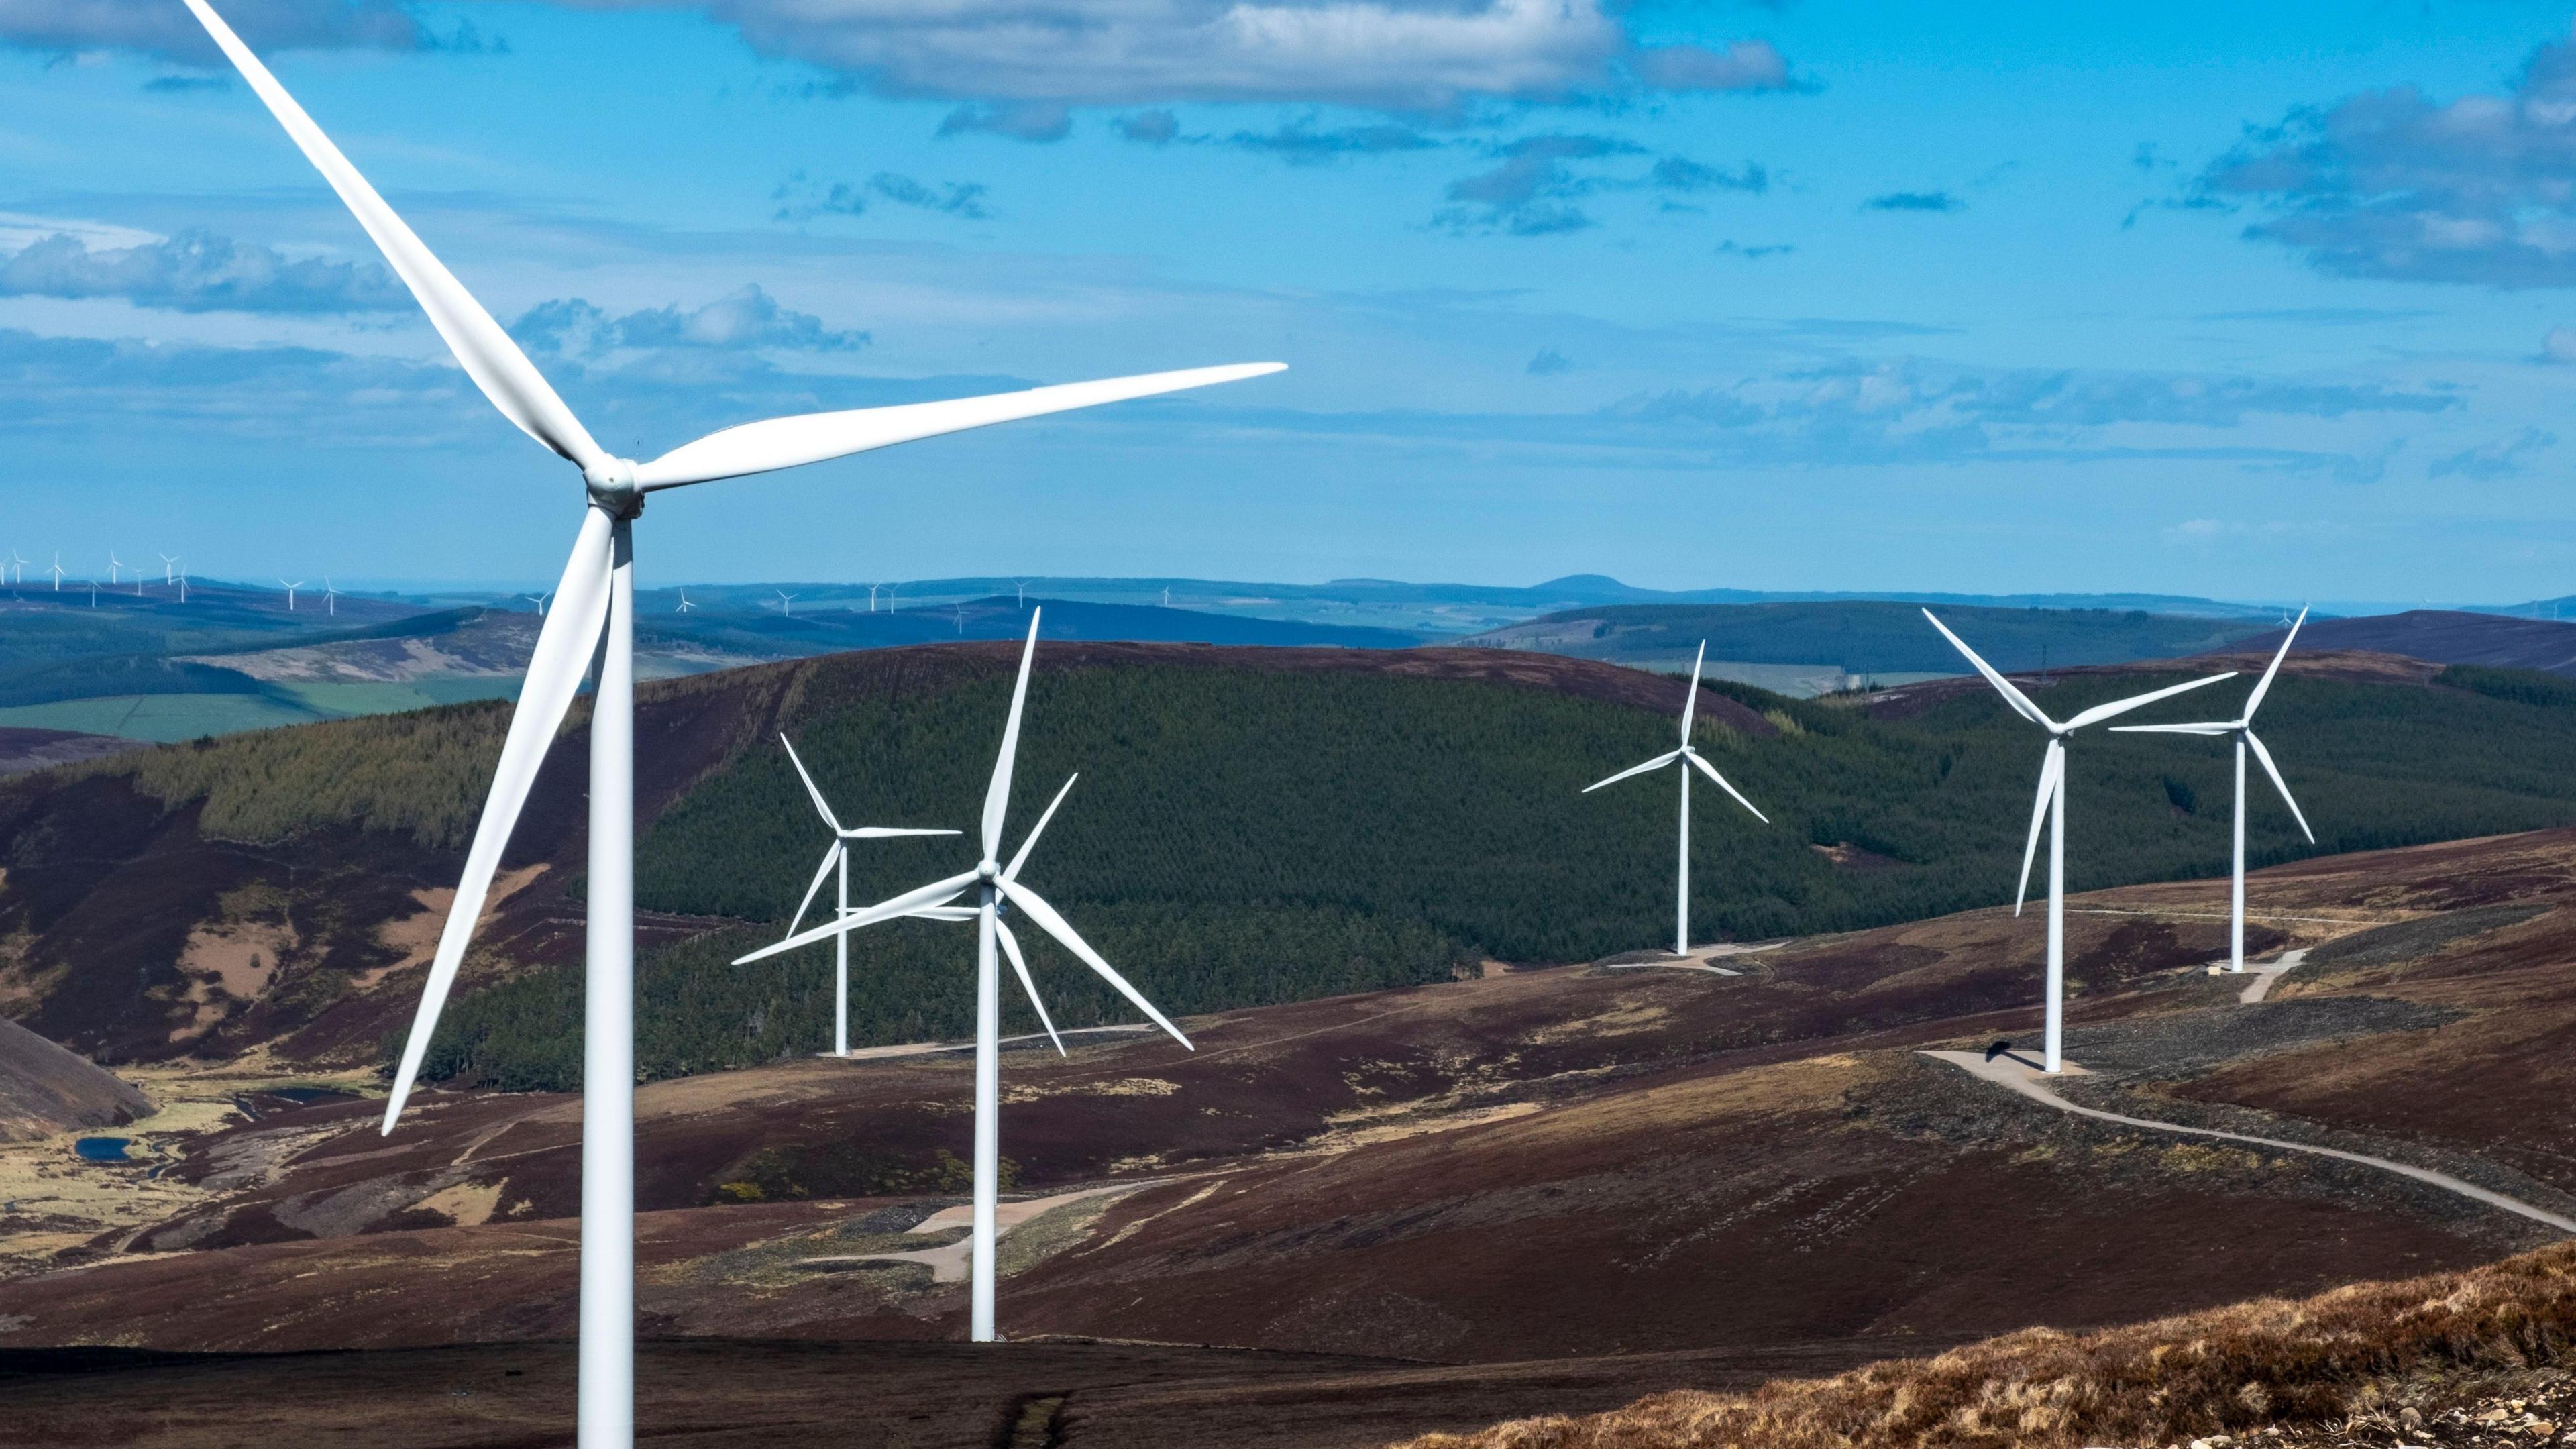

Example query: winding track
[1923,1049,2576,1234]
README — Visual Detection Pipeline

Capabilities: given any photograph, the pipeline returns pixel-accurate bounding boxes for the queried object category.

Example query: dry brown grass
[1398,1242,2576,1449]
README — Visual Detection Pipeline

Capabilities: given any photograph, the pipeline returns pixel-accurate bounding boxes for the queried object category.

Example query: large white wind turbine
[2113,608,2315,972]
[1924,609,2234,1073]
[736,610,1193,1343]
[1582,642,1769,957]
[773,733,957,1056]
[182,3,1278,1441]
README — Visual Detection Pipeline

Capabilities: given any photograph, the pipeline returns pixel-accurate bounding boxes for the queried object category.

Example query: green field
[0,693,325,741]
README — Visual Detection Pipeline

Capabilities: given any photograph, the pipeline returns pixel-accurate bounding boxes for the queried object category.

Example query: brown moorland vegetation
[1399,1241,2576,1449]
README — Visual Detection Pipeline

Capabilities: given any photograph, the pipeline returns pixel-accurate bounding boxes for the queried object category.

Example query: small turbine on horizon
[736,610,1193,1343]
[676,587,697,613]
[521,591,551,616]
[107,550,124,586]
[45,553,64,591]
[2112,608,2315,973]
[279,578,305,611]
[1582,641,1769,957]
[323,576,339,616]
[1925,609,2234,1073]
[159,553,179,585]
[771,734,957,1057]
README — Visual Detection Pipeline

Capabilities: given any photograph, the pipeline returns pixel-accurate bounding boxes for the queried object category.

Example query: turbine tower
[107,550,124,586]
[1923,609,2233,1072]
[159,553,179,584]
[183,4,1280,1442]
[279,578,304,611]
[737,611,1193,1342]
[45,553,64,590]
[772,734,957,1056]
[1582,641,1769,956]
[323,576,339,616]
[2113,608,2315,971]
[7,549,23,585]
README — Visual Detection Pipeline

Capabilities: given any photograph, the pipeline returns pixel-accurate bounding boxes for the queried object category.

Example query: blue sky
[5,1,2576,600]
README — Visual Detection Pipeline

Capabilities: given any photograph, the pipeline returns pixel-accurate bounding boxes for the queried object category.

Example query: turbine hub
[583,457,642,517]
[979,860,999,880]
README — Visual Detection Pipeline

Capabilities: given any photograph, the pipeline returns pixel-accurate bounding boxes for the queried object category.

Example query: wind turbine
[522,592,551,616]
[1013,580,1028,607]
[177,570,189,604]
[85,578,97,607]
[6,549,22,585]
[2113,608,2315,972]
[954,602,966,634]
[866,582,882,612]
[1582,642,1769,957]
[46,553,64,591]
[323,576,339,616]
[676,587,697,613]
[1923,609,2234,1073]
[736,611,1193,1342]
[775,590,797,619]
[182,4,1279,1442]
[279,578,304,611]
[772,733,958,1056]
[107,550,124,586]
[159,553,179,584]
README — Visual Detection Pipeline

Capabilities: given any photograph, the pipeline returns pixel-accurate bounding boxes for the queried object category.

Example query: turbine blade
[2063,672,2237,730]
[2106,722,2235,735]
[2245,606,2307,719]
[983,611,1040,861]
[1582,749,1683,794]
[841,826,962,839]
[998,879,1191,1049]
[632,363,1286,490]
[907,906,979,922]
[778,734,841,832]
[1921,610,2056,729]
[731,869,981,965]
[785,842,842,941]
[182,0,604,470]
[382,511,614,1132]
[1680,641,1706,741]
[1684,749,1768,823]
[2245,729,2315,844]
[1004,774,1077,884]
[994,920,1065,1056]
[2016,741,2063,916]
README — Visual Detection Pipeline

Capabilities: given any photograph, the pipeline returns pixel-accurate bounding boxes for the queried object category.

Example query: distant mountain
[1462,601,2274,684]
[651,595,1424,655]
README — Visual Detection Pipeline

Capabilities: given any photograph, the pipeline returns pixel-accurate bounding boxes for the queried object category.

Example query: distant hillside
[2233,609,2576,677]
[1464,600,2271,687]
[13,643,2576,1091]
[0,1016,148,1142]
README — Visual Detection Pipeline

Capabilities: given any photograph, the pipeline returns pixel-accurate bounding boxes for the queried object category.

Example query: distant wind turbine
[2114,608,2315,973]
[107,550,124,586]
[8,549,24,585]
[522,592,551,616]
[159,553,179,584]
[676,587,696,613]
[737,611,1193,1342]
[182,2,1278,1440]
[1161,585,1171,607]
[1924,609,2233,1073]
[771,734,957,1056]
[954,602,966,634]
[279,578,304,611]
[866,582,882,612]
[323,576,339,616]
[176,570,189,604]
[775,590,796,618]
[1013,580,1028,606]
[85,578,97,607]
[1582,642,1769,956]
[46,553,64,591]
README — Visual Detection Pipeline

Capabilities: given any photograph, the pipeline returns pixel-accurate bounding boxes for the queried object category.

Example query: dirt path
[2237,947,2310,1004]
[1923,1049,2576,1235]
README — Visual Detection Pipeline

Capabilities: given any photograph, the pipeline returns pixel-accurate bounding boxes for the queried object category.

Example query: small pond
[73,1136,131,1163]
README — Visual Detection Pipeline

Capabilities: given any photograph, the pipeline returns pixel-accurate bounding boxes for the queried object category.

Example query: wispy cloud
[1436,133,1642,235]
[2430,428,2555,480]
[1526,345,1573,375]
[509,285,869,356]
[1863,190,1962,213]
[0,228,405,314]
[937,101,1071,142]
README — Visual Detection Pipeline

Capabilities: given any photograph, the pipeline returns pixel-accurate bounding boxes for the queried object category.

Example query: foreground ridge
[1400,1240,2576,1449]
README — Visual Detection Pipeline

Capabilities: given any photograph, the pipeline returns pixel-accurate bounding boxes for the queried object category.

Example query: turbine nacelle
[582,458,642,515]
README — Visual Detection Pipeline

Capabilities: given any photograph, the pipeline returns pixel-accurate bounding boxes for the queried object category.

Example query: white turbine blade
[784,842,842,941]
[908,906,979,922]
[1683,749,1768,824]
[2063,672,2236,731]
[2107,722,2235,735]
[841,826,961,839]
[382,511,614,1132]
[1004,774,1077,884]
[182,0,604,470]
[994,920,1065,1055]
[631,363,1286,490]
[1582,749,1683,794]
[2015,741,2063,916]
[1679,641,1707,741]
[1921,610,2056,729]
[998,879,1191,1049]
[732,868,981,965]
[2245,606,2308,719]
[778,734,841,831]
[2245,729,2316,844]
[983,611,1041,861]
